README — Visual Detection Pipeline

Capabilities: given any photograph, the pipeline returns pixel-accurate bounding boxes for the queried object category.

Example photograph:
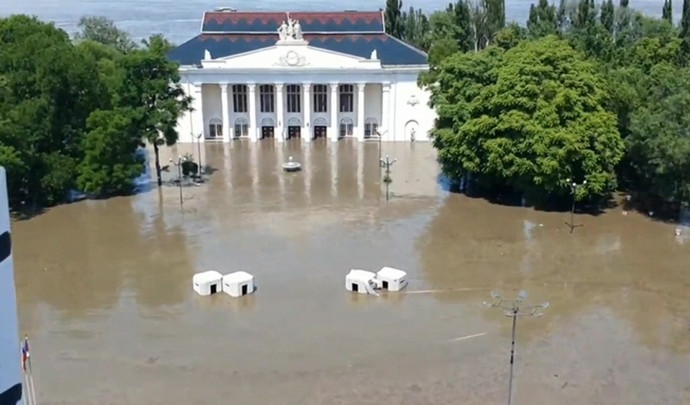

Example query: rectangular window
[232,85,247,113]
[313,84,328,113]
[339,84,353,113]
[259,85,274,113]
[287,84,301,113]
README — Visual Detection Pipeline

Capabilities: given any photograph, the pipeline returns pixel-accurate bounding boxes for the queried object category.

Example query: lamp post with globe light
[379,154,397,201]
[485,291,549,405]
[566,178,587,233]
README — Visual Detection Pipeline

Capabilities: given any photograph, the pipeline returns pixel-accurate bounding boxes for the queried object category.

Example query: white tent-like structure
[192,270,223,296]
[345,269,378,295]
[222,271,255,297]
[376,267,408,291]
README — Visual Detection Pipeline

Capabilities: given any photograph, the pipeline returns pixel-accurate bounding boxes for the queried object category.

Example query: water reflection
[418,193,690,354]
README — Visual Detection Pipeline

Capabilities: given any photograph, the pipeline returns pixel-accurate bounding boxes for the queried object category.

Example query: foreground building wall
[0,167,23,405]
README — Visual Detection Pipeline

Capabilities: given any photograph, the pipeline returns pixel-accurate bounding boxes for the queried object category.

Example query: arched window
[339,117,353,137]
[208,118,222,139]
[364,118,378,138]
[234,118,248,138]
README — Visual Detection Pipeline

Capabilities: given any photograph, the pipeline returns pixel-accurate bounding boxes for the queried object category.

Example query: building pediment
[200,41,382,70]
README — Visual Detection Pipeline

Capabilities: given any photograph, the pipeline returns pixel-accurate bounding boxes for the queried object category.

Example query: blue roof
[168,34,428,66]
[201,11,385,33]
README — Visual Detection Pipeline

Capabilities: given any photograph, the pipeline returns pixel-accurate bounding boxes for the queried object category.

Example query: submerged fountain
[282,156,301,172]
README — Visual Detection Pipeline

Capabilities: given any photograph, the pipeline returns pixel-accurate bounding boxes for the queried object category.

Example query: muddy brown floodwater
[11,140,690,404]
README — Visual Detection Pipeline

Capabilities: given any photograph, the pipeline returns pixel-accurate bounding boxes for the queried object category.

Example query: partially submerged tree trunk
[153,142,162,186]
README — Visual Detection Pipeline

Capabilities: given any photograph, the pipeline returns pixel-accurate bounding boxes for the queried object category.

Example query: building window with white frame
[208,118,223,139]
[339,84,353,112]
[232,84,247,113]
[339,117,353,137]
[234,118,248,138]
[364,118,378,138]
[286,84,301,113]
[259,85,274,113]
[313,84,328,113]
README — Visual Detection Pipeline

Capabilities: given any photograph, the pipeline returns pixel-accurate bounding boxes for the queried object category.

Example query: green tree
[77,109,144,195]
[493,23,528,49]
[682,0,690,38]
[625,64,690,206]
[0,16,103,207]
[486,0,506,36]
[663,0,673,24]
[601,0,615,32]
[429,36,624,202]
[620,0,629,7]
[385,0,404,38]
[452,0,475,52]
[115,35,190,186]
[527,0,558,38]
[74,16,136,53]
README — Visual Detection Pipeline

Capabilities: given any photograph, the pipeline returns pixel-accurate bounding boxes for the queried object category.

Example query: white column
[248,83,257,142]
[220,83,230,143]
[329,82,339,142]
[356,83,366,142]
[381,82,391,140]
[276,83,284,143]
[304,145,312,204]
[191,83,204,143]
[303,83,311,142]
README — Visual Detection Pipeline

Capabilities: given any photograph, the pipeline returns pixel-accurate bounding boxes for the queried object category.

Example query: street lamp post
[485,291,549,405]
[195,133,203,175]
[170,155,186,206]
[565,178,587,233]
[379,154,397,201]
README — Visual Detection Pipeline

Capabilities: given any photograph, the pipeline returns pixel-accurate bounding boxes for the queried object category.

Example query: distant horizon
[0,0,684,45]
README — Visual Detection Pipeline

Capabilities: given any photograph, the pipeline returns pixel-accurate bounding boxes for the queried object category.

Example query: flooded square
[12,140,690,404]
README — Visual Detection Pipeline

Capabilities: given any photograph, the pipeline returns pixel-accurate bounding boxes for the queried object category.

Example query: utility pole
[485,291,549,405]
[565,178,587,233]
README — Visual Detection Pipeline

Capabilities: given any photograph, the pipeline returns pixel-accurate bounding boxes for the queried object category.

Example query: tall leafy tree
[74,16,136,53]
[77,108,144,194]
[662,0,673,24]
[429,36,624,202]
[682,0,690,38]
[601,0,615,32]
[115,35,190,186]
[385,0,404,38]
[0,16,103,207]
[527,0,558,37]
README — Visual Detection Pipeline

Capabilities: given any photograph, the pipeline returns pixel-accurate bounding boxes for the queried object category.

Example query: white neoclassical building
[168,9,436,144]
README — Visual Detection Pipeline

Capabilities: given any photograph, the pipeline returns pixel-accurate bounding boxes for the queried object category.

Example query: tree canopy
[0,15,189,210]
[430,36,623,202]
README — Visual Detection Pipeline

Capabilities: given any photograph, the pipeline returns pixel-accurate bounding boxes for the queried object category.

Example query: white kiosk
[345,270,378,295]
[192,270,223,296]
[376,267,408,291]
[222,271,255,297]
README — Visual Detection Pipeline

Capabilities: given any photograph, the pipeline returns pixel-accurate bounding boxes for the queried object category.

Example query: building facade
[168,10,436,144]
